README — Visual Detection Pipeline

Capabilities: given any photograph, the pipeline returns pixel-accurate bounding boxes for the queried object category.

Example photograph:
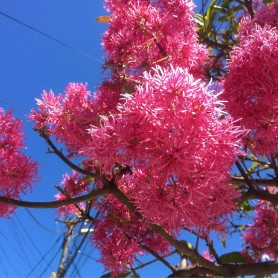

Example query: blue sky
[0,1,244,277]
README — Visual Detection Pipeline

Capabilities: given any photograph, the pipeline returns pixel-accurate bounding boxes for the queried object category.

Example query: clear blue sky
[0,1,243,277]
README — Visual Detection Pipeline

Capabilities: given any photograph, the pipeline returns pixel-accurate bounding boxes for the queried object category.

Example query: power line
[0,229,31,270]
[0,244,21,276]
[26,236,62,278]
[59,223,93,278]
[0,100,29,111]
[24,207,63,234]
[8,220,33,268]
[0,11,103,64]
[15,214,53,271]
[38,239,64,278]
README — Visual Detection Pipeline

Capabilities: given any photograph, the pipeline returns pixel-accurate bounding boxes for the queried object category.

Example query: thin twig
[205,237,221,264]
[141,245,176,272]
[39,128,97,178]
[235,161,253,188]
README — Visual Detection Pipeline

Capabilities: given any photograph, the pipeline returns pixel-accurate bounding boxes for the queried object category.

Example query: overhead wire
[15,214,53,272]
[38,243,63,278]
[0,11,103,64]
[0,229,31,270]
[7,220,33,268]
[0,5,106,278]
[69,227,97,277]
[26,236,62,278]
[69,233,92,277]
[61,223,93,278]
[0,244,21,276]
[24,207,63,234]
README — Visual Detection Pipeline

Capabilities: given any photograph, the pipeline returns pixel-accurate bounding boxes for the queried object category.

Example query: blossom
[202,250,214,262]
[102,0,207,77]
[86,66,244,233]
[240,2,278,37]
[91,194,171,276]
[30,83,99,155]
[54,171,90,216]
[242,201,278,262]
[55,193,85,217]
[0,108,39,217]
[221,3,278,155]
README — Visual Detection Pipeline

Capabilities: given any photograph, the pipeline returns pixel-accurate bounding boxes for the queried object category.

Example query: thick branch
[231,176,278,186]
[107,182,224,275]
[0,187,108,208]
[240,189,278,206]
[227,261,278,276]
[169,262,278,277]
[168,266,222,277]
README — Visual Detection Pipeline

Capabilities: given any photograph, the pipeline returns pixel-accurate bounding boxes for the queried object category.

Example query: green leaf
[217,15,231,22]
[231,21,239,34]
[100,272,130,278]
[222,0,230,8]
[211,5,227,14]
[234,5,244,12]
[195,14,204,22]
[54,185,65,195]
[130,275,140,278]
[219,252,248,264]
[100,273,111,278]
[205,0,217,29]
[195,14,204,26]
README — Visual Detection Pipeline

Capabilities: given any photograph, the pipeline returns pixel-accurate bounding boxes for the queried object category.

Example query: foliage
[0,0,278,277]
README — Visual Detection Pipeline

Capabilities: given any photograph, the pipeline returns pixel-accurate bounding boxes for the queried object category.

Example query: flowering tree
[0,0,278,277]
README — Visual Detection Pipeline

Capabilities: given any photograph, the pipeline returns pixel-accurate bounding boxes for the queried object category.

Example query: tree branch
[134,250,176,271]
[141,244,176,272]
[168,266,222,277]
[240,189,278,206]
[107,181,224,275]
[231,176,278,186]
[169,261,278,277]
[108,180,278,277]
[0,187,108,208]
[39,128,97,178]
[235,161,253,188]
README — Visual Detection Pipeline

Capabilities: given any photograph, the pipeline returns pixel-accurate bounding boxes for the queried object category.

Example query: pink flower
[202,250,214,262]
[91,194,171,276]
[55,193,85,217]
[0,108,39,217]
[54,171,90,216]
[102,0,207,77]
[242,202,278,262]
[30,83,99,155]
[60,171,90,197]
[86,66,244,233]
[221,5,278,155]
[240,2,278,38]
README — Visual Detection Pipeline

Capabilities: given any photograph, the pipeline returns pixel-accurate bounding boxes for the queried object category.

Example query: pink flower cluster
[0,108,38,217]
[242,200,278,262]
[221,2,278,155]
[28,0,250,274]
[85,66,244,233]
[91,194,171,276]
[30,83,100,155]
[55,171,90,216]
[102,0,207,77]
